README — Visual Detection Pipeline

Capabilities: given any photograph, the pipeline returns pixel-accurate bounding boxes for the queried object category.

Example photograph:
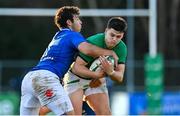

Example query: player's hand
[89,78,102,88]
[99,56,114,75]
[94,68,106,79]
[111,51,118,67]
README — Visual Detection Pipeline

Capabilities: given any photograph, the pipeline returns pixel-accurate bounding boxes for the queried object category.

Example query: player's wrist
[108,70,115,76]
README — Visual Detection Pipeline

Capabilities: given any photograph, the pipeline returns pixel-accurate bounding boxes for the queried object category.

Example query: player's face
[105,28,124,49]
[71,15,82,32]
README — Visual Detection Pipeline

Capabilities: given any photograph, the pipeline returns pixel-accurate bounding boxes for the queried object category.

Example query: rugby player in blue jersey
[20,6,118,115]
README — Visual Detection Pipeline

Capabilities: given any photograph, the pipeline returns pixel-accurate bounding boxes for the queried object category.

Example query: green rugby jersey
[79,33,127,67]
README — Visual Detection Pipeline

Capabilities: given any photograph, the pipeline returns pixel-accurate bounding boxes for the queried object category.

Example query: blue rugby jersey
[32,28,86,79]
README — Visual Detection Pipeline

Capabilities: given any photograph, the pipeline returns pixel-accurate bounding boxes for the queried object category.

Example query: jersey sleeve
[116,41,127,64]
[71,32,87,49]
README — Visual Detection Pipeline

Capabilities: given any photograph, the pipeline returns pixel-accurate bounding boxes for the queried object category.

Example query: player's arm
[99,56,125,83]
[109,64,125,83]
[78,42,118,67]
[72,56,105,79]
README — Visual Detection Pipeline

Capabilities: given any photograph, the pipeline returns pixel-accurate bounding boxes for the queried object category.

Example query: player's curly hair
[55,6,80,28]
[107,17,127,33]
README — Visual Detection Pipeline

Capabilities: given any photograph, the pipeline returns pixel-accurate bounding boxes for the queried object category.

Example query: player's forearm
[72,65,98,79]
[78,42,114,58]
[108,71,124,83]
[87,45,113,57]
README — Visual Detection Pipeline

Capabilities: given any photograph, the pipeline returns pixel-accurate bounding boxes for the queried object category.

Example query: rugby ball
[89,56,115,72]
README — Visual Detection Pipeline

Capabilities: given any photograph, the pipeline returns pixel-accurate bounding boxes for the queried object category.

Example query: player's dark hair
[55,6,80,28]
[107,17,127,33]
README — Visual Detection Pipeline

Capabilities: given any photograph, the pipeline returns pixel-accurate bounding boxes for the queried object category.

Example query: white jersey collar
[60,28,72,31]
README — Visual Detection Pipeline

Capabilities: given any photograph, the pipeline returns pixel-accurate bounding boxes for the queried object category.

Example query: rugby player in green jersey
[63,17,128,115]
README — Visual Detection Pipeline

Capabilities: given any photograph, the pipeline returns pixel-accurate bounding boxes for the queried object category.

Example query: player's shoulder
[117,40,127,49]
[113,40,127,55]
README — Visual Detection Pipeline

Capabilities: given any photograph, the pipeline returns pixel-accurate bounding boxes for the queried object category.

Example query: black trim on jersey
[118,62,125,64]
[78,55,89,63]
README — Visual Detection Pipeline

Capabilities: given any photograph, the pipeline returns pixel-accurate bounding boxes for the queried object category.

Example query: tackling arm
[78,42,119,67]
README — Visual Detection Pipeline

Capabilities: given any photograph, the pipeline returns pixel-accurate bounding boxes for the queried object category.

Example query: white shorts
[63,71,108,97]
[20,70,73,115]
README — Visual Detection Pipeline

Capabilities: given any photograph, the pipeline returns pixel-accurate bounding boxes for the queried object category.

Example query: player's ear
[105,28,109,36]
[66,19,72,27]
[105,28,108,33]
[120,33,124,39]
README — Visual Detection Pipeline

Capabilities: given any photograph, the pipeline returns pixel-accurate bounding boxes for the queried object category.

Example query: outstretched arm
[78,42,118,67]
